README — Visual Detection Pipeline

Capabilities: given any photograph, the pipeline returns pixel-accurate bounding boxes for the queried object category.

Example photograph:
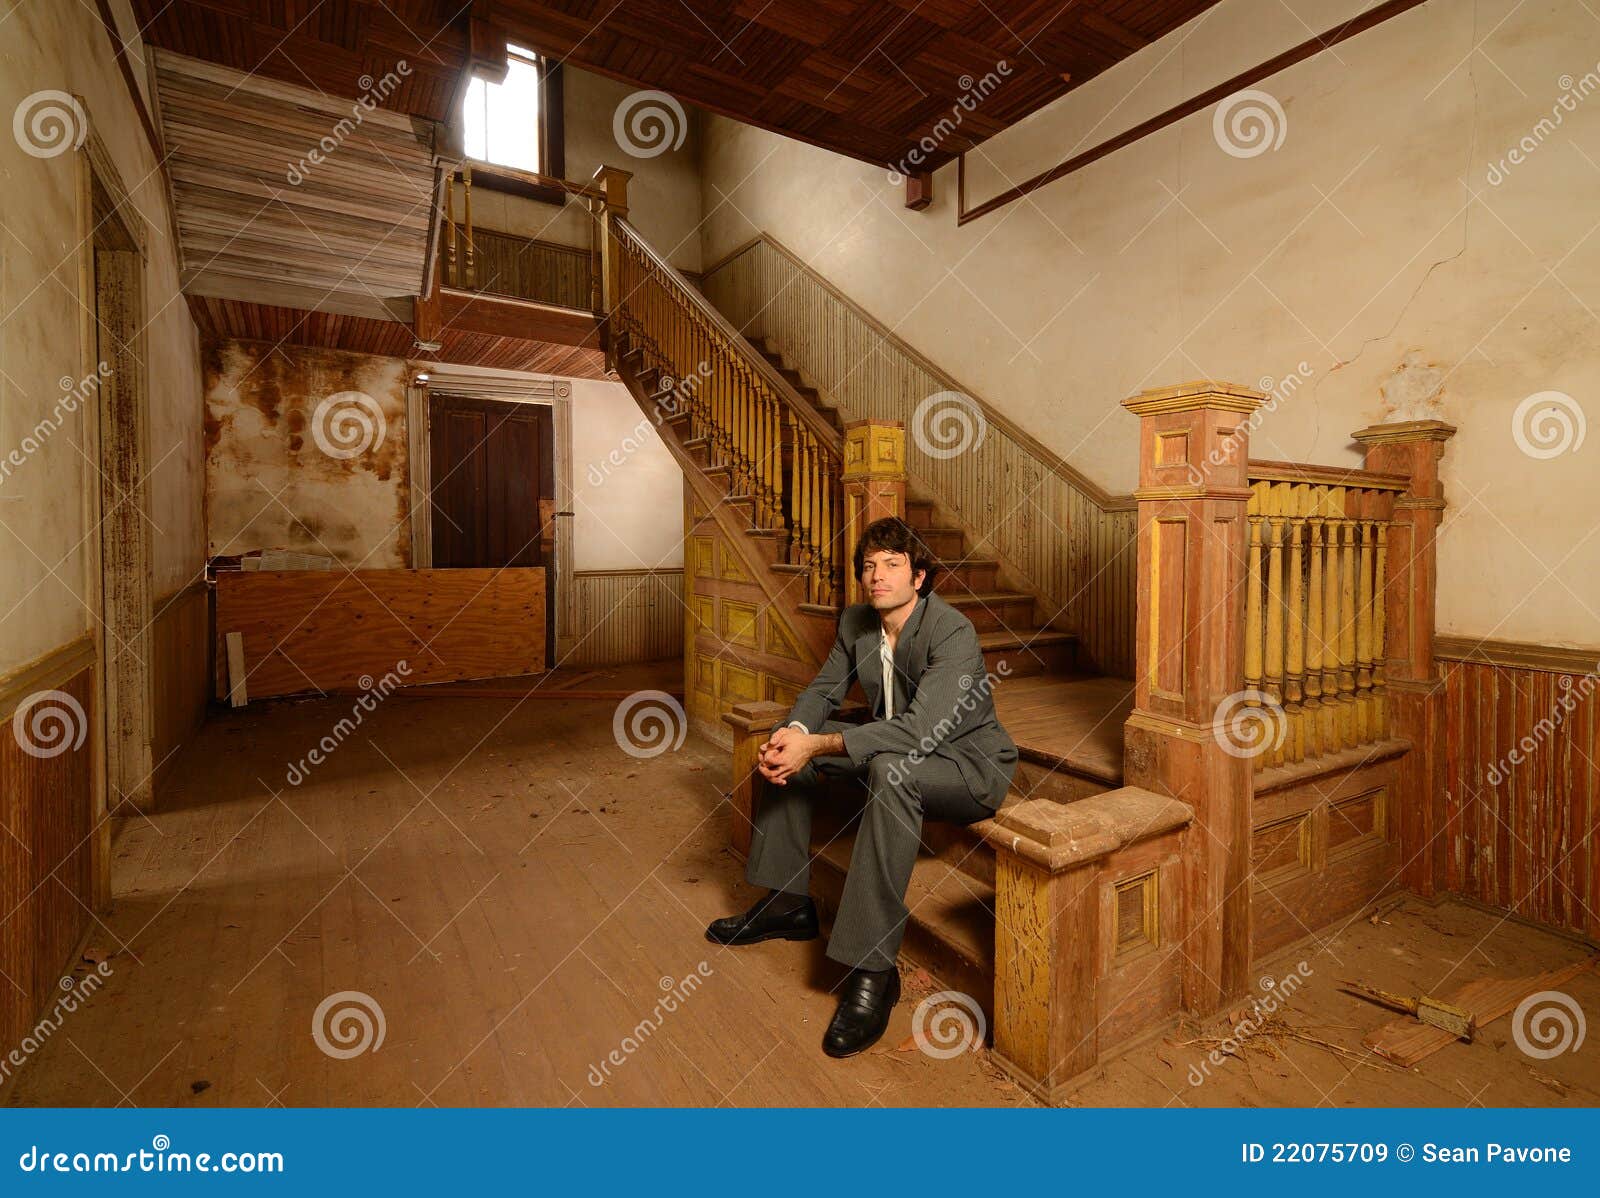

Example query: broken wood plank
[1364,957,1598,1067]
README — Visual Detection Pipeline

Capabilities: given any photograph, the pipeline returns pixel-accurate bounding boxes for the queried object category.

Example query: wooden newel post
[590,165,632,354]
[1350,420,1455,897]
[722,702,787,856]
[1119,380,1266,1018]
[840,419,906,604]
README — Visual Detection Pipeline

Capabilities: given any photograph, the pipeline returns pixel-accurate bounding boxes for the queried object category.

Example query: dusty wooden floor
[7,665,1596,1107]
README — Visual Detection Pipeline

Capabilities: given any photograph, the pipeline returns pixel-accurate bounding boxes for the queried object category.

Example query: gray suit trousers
[744,720,992,971]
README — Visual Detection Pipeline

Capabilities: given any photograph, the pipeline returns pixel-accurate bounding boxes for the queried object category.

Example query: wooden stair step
[942,591,1035,633]
[976,627,1077,678]
[811,836,995,1019]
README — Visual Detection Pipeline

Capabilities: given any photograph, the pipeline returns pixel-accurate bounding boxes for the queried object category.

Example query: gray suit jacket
[785,593,1018,808]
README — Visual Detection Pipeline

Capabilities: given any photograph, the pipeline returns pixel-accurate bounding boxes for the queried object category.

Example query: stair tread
[814,837,994,967]
[976,628,1075,648]
[943,591,1032,605]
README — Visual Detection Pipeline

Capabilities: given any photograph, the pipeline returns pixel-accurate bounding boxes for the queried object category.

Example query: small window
[463,44,543,173]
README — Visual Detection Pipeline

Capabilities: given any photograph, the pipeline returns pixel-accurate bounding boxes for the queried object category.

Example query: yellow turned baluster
[820,451,836,604]
[798,428,814,597]
[1263,482,1286,770]
[789,410,802,562]
[769,396,785,535]
[1284,483,1307,764]
[1244,481,1266,769]
[1355,490,1376,745]
[445,174,457,285]
[1373,516,1389,738]
[463,162,474,287]
[1304,487,1326,759]
[1337,499,1358,750]
[1321,487,1343,754]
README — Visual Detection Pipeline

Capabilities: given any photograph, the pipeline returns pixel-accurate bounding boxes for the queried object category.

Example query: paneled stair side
[609,331,845,669]
[753,344,1081,683]
[806,762,1118,1023]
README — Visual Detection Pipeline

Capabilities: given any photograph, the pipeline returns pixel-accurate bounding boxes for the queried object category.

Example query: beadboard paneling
[0,660,96,1054]
[1439,647,1600,941]
[568,569,685,667]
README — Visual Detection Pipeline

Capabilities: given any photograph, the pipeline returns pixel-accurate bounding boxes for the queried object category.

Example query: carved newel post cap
[1351,419,1457,446]
[1121,380,1267,417]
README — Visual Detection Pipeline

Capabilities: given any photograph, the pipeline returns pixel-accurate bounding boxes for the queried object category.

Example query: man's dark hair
[852,516,938,597]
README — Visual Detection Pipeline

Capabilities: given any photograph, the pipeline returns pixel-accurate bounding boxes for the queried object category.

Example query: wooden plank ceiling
[153,48,441,321]
[132,0,1224,171]
[187,296,608,379]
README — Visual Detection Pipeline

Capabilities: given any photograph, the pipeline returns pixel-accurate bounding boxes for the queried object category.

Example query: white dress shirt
[788,627,896,734]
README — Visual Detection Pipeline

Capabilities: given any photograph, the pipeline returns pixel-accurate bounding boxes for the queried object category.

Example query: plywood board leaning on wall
[214,568,546,700]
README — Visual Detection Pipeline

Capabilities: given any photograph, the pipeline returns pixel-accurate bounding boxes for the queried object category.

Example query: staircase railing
[1242,462,1409,772]
[601,211,847,607]
[700,232,1138,676]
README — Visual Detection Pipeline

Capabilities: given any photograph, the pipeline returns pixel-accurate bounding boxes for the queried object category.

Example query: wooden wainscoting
[0,641,98,1053]
[566,569,684,667]
[1250,748,1407,958]
[1436,636,1600,942]
[151,579,210,795]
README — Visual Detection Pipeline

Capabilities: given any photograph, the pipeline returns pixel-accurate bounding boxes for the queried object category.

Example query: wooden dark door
[429,395,554,569]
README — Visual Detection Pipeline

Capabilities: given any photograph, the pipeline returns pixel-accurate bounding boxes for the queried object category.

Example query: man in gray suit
[706,516,1019,1057]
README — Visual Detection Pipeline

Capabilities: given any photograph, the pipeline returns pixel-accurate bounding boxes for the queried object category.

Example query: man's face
[860,548,925,613]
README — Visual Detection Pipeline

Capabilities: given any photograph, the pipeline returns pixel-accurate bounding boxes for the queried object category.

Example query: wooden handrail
[613,219,842,453]
[451,159,605,201]
[1248,459,1410,492]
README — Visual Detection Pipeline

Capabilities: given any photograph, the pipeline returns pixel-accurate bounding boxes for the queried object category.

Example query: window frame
[462,47,566,205]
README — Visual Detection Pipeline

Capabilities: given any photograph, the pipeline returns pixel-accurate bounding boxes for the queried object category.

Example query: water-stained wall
[204,341,411,568]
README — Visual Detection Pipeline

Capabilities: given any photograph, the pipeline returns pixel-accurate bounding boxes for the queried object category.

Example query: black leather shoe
[705,892,819,945]
[822,966,901,1058]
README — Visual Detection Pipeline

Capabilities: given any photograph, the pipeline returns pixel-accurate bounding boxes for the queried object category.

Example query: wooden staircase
[592,210,1135,1019]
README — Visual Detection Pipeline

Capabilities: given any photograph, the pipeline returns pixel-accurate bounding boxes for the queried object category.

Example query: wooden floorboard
[2,687,1021,1108]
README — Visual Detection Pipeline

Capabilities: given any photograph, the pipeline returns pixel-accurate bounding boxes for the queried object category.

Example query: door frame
[74,110,155,904]
[406,365,575,663]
